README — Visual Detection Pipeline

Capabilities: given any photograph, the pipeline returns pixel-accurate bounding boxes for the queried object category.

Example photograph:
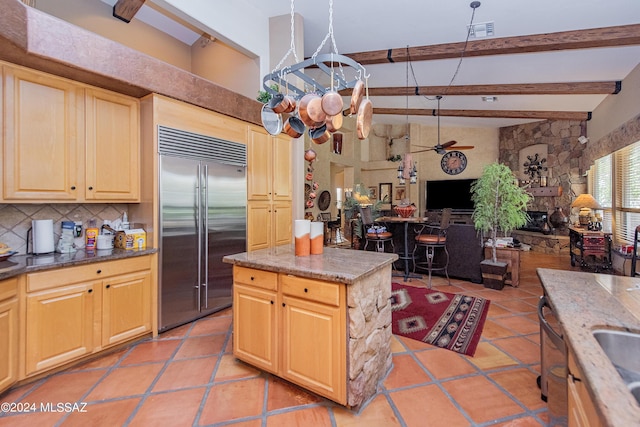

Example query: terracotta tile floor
[0,252,580,427]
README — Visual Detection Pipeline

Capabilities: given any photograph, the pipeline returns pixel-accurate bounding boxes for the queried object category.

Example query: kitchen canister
[294,219,311,256]
[310,221,324,255]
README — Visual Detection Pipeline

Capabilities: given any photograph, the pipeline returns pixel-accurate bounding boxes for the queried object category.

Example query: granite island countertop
[223,245,397,285]
[537,268,640,427]
[0,248,157,281]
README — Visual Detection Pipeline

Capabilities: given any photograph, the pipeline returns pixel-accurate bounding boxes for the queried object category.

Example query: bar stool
[359,205,394,253]
[413,208,451,288]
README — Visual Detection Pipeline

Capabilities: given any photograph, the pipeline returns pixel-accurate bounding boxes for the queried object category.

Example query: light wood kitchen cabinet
[101,270,151,347]
[3,64,81,201]
[2,63,140,203]
[247,127,292,250]
[232,266,346,404]
[22,256,152,377]
[84,87,140,201]
[568,350,603,427]
[24,282,96,376]
[0,277,19,394]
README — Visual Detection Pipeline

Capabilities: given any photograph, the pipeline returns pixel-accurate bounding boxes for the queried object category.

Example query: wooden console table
[484,247,521,287]
[568,226,612,272]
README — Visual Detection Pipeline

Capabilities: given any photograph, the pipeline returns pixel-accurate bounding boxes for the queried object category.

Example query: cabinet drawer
[234,266,278,290]
[0,277,18,301]
[280,275,340,307]
[27,256,151,292]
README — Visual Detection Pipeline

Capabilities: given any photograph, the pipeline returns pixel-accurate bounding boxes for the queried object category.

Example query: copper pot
[321,90,343,116]
[298,93,324,128]
[350,80,365,115]
[309,124,330,144]
[283,116,305,138]
[268,93,288,114]
[325,113,343,133]
[283,95,296,113]
[356,98,372,140]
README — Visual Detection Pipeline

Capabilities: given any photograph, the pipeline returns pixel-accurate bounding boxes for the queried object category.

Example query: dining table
[377,216,428,281]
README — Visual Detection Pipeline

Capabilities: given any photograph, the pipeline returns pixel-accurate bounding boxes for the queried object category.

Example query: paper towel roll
[32,219,55,254]
[310,221,324,255]
[294,220,310,256]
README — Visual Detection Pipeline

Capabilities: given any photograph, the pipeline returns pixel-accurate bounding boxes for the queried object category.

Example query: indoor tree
[471,162,532,264]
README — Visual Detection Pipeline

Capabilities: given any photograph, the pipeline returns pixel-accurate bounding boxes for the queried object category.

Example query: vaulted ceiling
[113,0,640,129]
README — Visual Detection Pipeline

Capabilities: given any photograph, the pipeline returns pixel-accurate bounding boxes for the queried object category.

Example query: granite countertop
[223,245,397,285]
[0,248,157,281]
[537,268,640,427]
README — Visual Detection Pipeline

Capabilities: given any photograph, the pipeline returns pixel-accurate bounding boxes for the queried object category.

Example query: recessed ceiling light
[482,96,498,102]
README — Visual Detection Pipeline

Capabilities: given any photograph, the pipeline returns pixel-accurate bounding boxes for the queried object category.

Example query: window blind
[615,141,640,243]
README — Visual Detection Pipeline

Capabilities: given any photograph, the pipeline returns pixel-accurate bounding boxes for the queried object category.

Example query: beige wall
[37,0,192,70]
[589,62,640,143]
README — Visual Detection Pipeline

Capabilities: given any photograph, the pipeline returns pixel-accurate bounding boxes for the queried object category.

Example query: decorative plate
[318,190,331,211]
[0,251,17,262]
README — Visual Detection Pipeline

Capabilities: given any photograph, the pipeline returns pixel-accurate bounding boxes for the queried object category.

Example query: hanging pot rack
[262,54,368,99]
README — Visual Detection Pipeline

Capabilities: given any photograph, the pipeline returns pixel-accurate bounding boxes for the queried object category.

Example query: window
[590,140,640,244]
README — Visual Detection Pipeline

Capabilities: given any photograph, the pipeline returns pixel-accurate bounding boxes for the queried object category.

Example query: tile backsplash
[0,203,128,254]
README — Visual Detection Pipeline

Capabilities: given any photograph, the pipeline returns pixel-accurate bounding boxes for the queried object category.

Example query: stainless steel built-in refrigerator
[158,126,247,332]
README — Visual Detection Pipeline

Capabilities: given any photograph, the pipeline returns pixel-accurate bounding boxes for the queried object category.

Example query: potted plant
[471,162,532,289]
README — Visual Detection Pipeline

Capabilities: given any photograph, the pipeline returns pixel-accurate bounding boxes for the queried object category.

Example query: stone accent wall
[582,112,640,171]
[346,265,393,409]
[499,120,588,232]
[512,230,570,254]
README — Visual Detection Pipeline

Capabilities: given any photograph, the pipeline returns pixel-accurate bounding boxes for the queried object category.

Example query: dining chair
[412,208,452,288]
[358,205,394,253]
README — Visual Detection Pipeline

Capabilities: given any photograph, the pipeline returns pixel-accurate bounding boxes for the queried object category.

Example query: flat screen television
[425,178,477,212]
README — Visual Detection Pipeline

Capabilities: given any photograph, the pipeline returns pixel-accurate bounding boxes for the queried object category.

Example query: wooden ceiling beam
[346,24,640,65]
[373,108,591,121]
[113,0,146,23]
[363,81,621,97]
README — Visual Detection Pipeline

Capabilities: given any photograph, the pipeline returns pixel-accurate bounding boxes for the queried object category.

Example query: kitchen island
[537,268,640,426]
[223,245,398,409]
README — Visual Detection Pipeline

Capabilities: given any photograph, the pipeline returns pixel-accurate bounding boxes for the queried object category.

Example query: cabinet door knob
[282,302,285,307]
[88,186,94,191]
[106,284,111,289]
[87,289,93,293]
[250,276,255,281]
[271,300,274,304]
[96,269,102,274]
[70,186,76,190]
[304,288,308,293]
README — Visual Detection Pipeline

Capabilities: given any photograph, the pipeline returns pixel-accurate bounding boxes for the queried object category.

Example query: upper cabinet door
[84,88,140,201]
[247,127,272,201]
[272,134,292,202]
[3,66,81,201]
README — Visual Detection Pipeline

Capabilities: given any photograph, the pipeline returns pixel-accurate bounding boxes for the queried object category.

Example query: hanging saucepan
[261,104,283,136]
[325,112,343,133]
[283,115,305,138]
[350,80,365,115]
[306,95,327,126]
[321,90,343,117]
[268,92,288,114]
[356,98,373,140]
[309,124,330,144]
[283,95,297,113]
[298,93,324,128]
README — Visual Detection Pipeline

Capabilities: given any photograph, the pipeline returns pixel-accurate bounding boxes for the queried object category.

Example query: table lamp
[571,194,602,226]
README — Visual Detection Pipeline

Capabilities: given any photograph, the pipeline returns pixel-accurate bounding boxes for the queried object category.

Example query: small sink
[593,329,640,403]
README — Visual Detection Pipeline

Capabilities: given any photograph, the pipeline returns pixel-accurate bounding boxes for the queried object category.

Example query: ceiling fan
[411,95,475,155]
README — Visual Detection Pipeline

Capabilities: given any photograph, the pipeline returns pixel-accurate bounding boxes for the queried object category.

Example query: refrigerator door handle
[203,163,209,309]
[195,163,202,311]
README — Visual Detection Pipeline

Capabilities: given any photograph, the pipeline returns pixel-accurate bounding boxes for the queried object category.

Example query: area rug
[390,282,490,357]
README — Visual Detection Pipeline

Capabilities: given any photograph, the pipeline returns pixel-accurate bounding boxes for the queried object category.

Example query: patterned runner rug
[391,282,490,357]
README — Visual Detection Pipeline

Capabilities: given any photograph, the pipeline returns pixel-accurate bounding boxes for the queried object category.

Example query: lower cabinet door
[0,296,18,393]
[25,283,95,376]
[102,271,151,347]
[281,295,345,404]
[233,284,278,373]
